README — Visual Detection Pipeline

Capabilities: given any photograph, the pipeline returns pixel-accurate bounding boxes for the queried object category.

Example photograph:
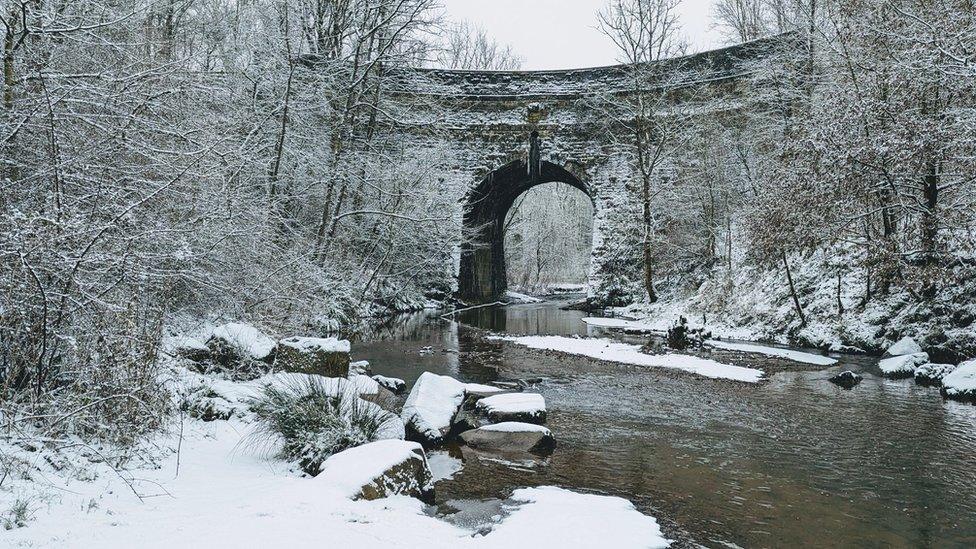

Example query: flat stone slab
[460,422,555,455]
[476,393,547,424]
[878,352,929,379]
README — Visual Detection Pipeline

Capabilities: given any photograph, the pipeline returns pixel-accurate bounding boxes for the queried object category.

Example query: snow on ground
[582,317,838,366]
[582,317,663,333]
[494,335,764,383]
[504,291,542,304]
[3,418,670,549]
[704,340,838,366]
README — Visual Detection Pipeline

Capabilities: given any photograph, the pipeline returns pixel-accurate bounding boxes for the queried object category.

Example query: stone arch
[458,159,593,303]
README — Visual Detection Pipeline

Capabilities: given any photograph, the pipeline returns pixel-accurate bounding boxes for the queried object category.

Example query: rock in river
[829,371,863,389]
[878,352,929,379]
[914,363,957,387]
[316,440,434,504]
[941,360,976,403]
[475,392,547,424]
[401,372,468,445]
[460,422,556,455]
[886,336,924,357]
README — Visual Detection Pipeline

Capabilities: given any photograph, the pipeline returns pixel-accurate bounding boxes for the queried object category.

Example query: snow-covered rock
[460,422,555,455]
[828,371,862,389]
[475,393,547,425]
[350,360,372,377]
[878,352,929,379]
[316,440,434,503]
[914,363,957,387]
[941,360,976,402]
[401,372,468,445]
[208,323,277,363]
[373,374,407,395]
[162,335,211,362]
[275,336,351,377]
[886,336,924,356]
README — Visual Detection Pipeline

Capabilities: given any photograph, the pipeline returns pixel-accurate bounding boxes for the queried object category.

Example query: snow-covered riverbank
[1,368,670,549]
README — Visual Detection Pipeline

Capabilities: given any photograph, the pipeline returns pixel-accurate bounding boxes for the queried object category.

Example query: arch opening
[458,161,593,303]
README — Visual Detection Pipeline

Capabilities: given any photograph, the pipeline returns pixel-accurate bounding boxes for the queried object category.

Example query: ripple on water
[353,302,976,548]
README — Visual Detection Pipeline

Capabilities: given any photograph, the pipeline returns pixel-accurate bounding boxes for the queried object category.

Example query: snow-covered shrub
[2,499,31,530]
[249,377,399,476]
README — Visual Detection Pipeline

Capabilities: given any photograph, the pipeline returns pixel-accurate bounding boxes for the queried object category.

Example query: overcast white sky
[440,0,722,70]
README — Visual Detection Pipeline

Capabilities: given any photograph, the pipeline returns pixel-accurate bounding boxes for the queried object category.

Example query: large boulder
[460,422,555,455]
[878,352,929,379]
[829,371,862,389]
[163,335,211,362]
[941,360,976,403]
[451,385,515,432]
[886,337,924,356]
[275,336,351,377]
[350,360,372,377]
[475,392,547,424]
[914,363,957,387]
[206,323,277,373]
[316,440,434,503]
[401,372,468,445]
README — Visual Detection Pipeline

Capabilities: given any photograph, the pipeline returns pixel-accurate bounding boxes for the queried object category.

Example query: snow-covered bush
[249,377,399,476]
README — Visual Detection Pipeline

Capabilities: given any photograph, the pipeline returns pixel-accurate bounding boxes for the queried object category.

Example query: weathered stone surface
[460,422,555,455]
[316,440,434,504]
[363,35,796,304]
[829,371,863,389]
[274,336,351,377]
[915,363,957,387]
[878,352,929,379]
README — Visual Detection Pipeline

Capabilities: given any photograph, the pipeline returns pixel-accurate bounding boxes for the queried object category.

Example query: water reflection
[352,301,976,548]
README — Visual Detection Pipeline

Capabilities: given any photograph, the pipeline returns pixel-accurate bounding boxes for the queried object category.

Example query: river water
[351,298,976,548]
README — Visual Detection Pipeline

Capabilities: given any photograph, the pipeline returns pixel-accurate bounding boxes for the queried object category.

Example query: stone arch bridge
[383,35,793,304]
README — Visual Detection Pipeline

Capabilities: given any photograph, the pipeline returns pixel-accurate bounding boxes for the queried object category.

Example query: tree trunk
[783,251,806,327]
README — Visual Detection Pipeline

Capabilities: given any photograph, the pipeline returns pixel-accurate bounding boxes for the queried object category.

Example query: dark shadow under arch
[458,160,593,303]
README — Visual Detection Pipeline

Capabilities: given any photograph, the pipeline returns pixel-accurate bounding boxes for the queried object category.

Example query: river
[351,298,976,548]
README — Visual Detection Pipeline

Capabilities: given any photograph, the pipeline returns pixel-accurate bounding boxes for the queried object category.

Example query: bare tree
[437,20,523,70]
[598,0,689,303]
